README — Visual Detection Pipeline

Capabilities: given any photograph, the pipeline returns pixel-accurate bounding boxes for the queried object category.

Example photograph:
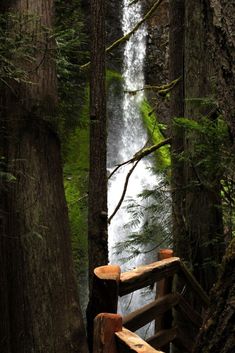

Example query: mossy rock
[140,99,170,171]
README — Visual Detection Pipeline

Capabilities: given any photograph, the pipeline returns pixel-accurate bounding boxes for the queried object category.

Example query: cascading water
[107,0,160,338]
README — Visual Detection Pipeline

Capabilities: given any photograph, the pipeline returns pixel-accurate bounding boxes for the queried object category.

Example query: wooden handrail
[119,257,180,296]
[123,293,179,332]
[115,327,164,353]
[146,328,178,349]
[177,294,203,328]
[92,253,209,353]
[155,249,174,353]
[93,313,122,353]
[147,327,193,353]
[179,262,209,306]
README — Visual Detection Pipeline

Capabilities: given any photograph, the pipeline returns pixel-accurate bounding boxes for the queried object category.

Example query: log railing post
[87,265,121,351]
[155,249,174,353]
[93,313,122,353]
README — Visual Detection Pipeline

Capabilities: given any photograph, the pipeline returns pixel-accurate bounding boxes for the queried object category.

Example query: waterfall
[107,0,166,338]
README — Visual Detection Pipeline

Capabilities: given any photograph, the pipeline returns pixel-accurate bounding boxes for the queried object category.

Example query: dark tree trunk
[170,0,225,295]
[184,0,225,293]
[0,1,88,353]
[87,0,107,350]
[194,2,235,351]
[169,0,189,265]
[88,0,107,283]
[205,0,235,138]
[193,238,235,353]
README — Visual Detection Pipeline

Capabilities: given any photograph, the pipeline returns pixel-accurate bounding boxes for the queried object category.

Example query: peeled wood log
[119,258,180,296]
[155,249,174,353]
[93,313,122,353]
[179,262,209,307]
[115,327,164,353]
[123,294,179,332]
[92,264,121,313]
[146,327,178,349]
[87,265,121,351]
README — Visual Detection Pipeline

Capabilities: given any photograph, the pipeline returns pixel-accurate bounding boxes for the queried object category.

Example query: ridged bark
[87,0,107,350]
[0,1,88,353]
[184,0,225,293]
[194,2,235,351]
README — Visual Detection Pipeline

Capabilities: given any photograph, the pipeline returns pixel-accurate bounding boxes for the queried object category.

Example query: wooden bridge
[89,250,209,353]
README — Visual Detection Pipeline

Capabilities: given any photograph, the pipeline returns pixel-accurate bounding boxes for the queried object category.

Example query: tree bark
[193,2,235,351]
[193,238,235,353]
[205,0,235,139]
[0,1,88,353]
[87,0,107,350]
[170,0,225,294]
[88,0,107,281]
[184,0,225,293]
[169,0,189,266]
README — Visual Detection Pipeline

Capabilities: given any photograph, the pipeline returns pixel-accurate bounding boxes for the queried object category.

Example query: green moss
[63,85,89,277]
[106,69,122,83]
[140,99,171,171]
[62,68,121,277]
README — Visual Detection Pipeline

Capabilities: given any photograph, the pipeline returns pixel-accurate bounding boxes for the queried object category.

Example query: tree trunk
[87,0,107,350]
[88,0,107,283]
[204,0,235,139]
[193,238,235,353]
[169,0,189,267]
[170,0,225,294]
[0,1,88,353]
[194,2,235,351]
[184,0,225,293]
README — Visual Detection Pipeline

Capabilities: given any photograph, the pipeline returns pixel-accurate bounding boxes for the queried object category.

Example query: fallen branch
[108,137,171,223]
[108,160,140,224]
[128,0,140,6]
[108,137,172,180]
[80,0,165,70]
[124,77,181,95]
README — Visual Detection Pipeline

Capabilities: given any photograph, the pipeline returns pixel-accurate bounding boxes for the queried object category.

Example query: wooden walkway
[91,250,209,353]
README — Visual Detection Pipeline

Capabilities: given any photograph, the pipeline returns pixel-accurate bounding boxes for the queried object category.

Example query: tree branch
[109,137,171,180]
[108,160,140,224]
[124,77,181,95]
[80,0,165,70]
[108,137,171,223]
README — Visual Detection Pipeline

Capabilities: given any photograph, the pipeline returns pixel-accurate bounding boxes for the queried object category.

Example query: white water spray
[107,1,159,337]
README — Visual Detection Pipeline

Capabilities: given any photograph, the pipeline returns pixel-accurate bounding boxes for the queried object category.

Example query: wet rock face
[144,0,171,130]
[106,0,123,71]
[106,0,122,45]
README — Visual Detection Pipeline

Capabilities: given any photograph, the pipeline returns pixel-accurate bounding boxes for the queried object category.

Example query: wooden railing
[89,251,209,353]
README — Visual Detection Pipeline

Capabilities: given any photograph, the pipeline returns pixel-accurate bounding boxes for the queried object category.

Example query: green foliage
[55,0,88,134]
[54,1,90,294]
[62,81,89,279]
[174,115,235,238]
[115,100,172,262]
[140,99,170,171]
[174,116,230,183]
[0,12,47,86]
[115,180,172,263]
[106,69,122,83]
